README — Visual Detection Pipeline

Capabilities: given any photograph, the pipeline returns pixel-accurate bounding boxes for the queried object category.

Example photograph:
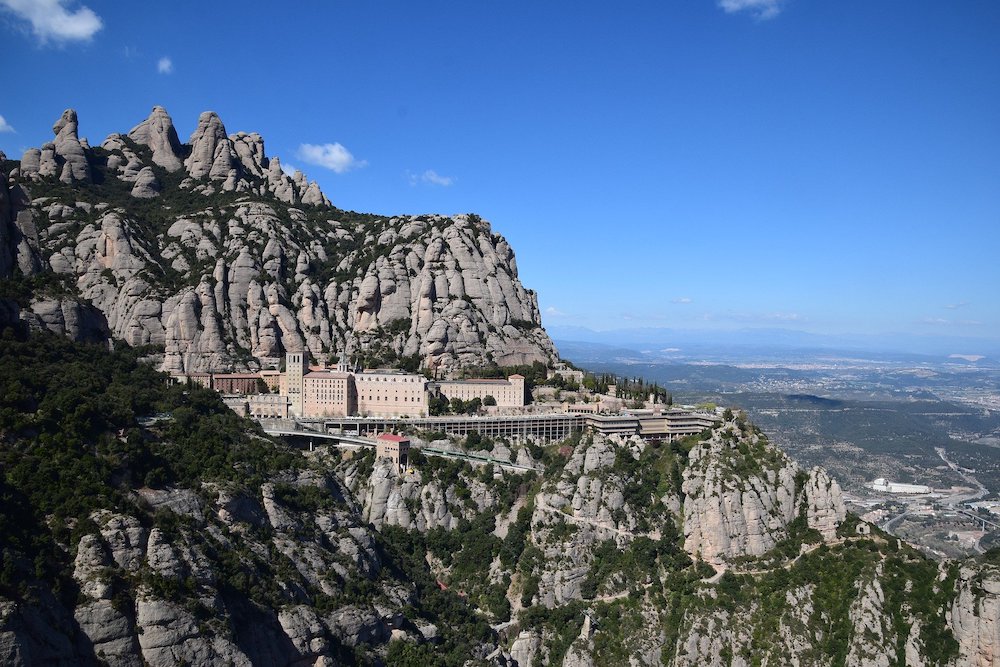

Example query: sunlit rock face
[3,107,557,373]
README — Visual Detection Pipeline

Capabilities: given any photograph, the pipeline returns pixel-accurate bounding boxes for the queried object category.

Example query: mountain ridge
[0,106,556,374]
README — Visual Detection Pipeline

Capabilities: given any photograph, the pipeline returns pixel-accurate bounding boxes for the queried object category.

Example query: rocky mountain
[0,106,556,373]
[3,330,1000,665]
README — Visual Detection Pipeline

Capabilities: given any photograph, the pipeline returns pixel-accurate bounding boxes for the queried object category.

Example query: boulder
[130,166,161,198]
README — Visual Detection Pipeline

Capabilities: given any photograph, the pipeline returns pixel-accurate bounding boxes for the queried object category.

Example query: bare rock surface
[128,106,183,172]
[129,166,160,198]
[4,108,556,373]
[51,109,90,183]
[681,420,846,565]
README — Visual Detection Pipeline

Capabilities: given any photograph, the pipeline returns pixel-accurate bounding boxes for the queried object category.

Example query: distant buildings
[871,478,932,494]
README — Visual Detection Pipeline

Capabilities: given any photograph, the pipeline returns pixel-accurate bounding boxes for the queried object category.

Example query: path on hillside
[534,495,661,541]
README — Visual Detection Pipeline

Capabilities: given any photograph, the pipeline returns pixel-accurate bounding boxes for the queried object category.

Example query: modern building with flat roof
[212,373,262,395]
[355,369,428,418]
[302,370,354,418]
[434,375,525,407]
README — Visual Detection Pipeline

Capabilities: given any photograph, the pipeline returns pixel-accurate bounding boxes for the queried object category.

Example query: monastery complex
[176,352,525,420]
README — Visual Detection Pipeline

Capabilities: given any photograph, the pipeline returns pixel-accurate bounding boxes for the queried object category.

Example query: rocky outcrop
[349,453,503,532]
[52,109,91,184]
[521,433,676,607]
[681,423,845,565]
[0,156,15,278]
[3,107,557,373]
[0,467,427,666]
[844,567,894,667]
[128,106,184,172]
[185,111,228,180]
[510,630,543,666]
[130,167,160,198]
[22,298,110,343]
[950,564,1000,666]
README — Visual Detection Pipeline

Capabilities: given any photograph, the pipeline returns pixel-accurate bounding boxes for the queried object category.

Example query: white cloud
[421,169,454,187]
[0,114,14,133]
[280,162,299,177]
[671,297,693,304]
[0,0,102,43]
[944,301,969,310]
[718,0,783,20]
[407,169,456,187]
[296,142,366,174]
[921,317,983,327]
[545,306,567,317]
[157,56,173,74]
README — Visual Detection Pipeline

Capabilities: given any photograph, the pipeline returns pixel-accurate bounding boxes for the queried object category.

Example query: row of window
[357,375,423,384]
[360,395,425,402]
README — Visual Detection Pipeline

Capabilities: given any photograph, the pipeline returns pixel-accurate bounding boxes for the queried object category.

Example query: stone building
[184,372,212,388]
[248,394,291,419]
[355,370,428,418]
[285,352,308,417]
[259,370,282,392]
[302,369,355,417]
[375,433,410,468]
[434,375,525,408]
[212,373,261,394]
[279,354,428,419]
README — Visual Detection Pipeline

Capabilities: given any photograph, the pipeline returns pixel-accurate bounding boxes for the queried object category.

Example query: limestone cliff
[681,418,846,566]
[1,106,557,373]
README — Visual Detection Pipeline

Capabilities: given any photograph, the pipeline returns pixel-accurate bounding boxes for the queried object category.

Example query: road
[935,446,988,505]
[879,447,992,555]
[261,421,542,473]
[533,494,661,540]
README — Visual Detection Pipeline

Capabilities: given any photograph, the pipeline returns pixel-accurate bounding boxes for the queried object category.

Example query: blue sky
[1,0,998,342]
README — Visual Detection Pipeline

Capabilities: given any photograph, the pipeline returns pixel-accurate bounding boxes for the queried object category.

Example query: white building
[871,478,932,494]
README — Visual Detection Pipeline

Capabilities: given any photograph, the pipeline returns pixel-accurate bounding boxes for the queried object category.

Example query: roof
[508,374,525,379]
[377,433,410,443]
[440,378,510,385]
[358,369,422,377]
[305,371,351,379]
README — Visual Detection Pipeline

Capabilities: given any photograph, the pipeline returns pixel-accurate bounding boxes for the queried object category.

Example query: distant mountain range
[549,325,1000,361]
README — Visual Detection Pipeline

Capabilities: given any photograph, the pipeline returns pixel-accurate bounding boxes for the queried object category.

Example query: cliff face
[681,422,847,566]
[328,421,1000,667]
[949,564,1000,667]
[5,349,1000,667]
[0,475,417,666]
[0,106,556,373]
[3,292,1000,664]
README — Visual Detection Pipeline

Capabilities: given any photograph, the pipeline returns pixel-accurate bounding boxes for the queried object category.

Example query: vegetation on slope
[0,327,497,664]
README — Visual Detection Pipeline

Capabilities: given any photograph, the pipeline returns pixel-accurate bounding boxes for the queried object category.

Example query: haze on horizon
[2,0,997,344]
